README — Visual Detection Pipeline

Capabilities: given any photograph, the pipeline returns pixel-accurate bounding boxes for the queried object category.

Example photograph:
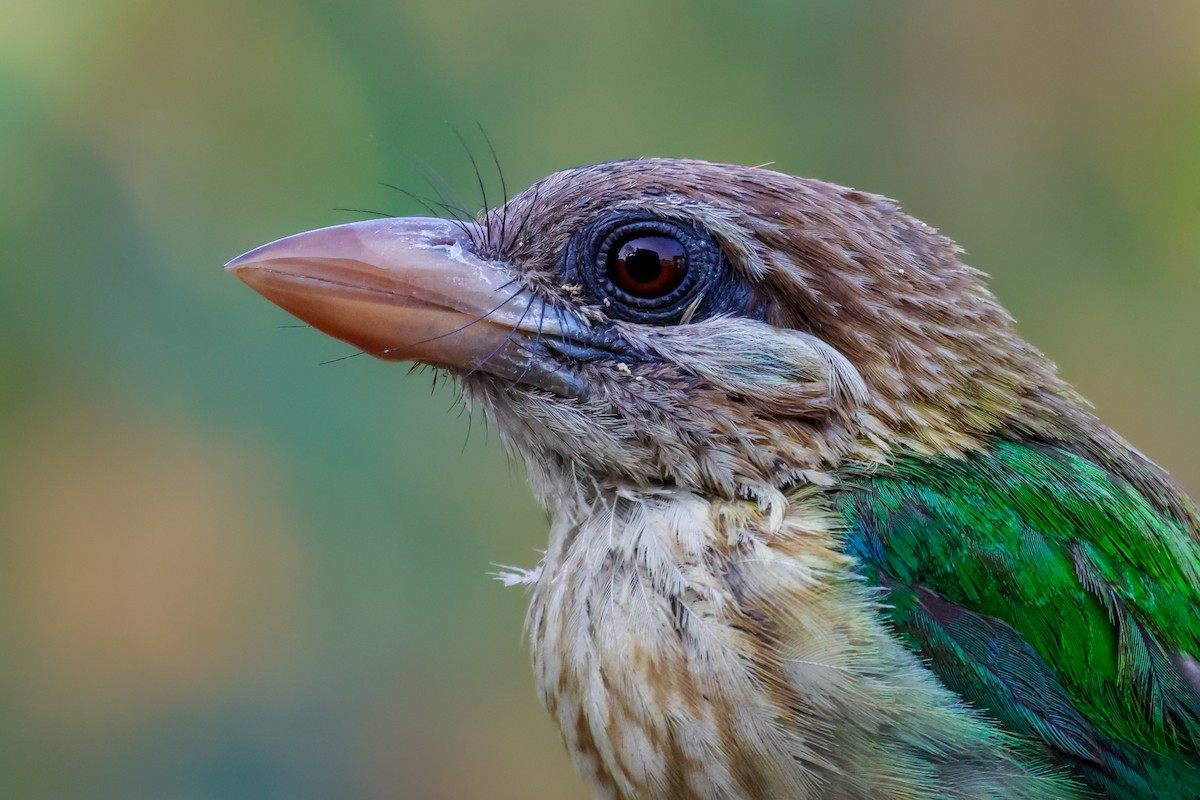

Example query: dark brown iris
[608,236,688,298]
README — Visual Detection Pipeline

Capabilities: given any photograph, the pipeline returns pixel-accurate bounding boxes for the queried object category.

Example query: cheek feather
[618,318,867,421]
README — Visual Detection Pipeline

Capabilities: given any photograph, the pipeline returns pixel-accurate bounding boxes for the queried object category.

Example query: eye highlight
[609,235,687,298]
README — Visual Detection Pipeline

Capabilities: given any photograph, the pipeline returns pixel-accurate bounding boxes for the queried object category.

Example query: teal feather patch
[836,440,1200,799]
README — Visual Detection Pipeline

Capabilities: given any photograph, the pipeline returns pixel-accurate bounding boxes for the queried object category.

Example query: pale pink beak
[227,217,585,396]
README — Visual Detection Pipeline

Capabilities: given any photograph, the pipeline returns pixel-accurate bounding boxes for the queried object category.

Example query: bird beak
[226,217,586,397]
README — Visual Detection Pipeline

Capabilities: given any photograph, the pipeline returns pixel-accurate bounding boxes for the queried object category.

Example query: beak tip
[225,247,265,273]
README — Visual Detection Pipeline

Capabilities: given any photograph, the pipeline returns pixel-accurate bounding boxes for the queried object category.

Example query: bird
[228,158,1200,799]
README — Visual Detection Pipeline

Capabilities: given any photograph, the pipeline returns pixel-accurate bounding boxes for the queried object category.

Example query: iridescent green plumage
[837,439,1200,798]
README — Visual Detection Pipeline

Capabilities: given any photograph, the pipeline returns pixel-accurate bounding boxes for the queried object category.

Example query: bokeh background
[2,1,1198,797]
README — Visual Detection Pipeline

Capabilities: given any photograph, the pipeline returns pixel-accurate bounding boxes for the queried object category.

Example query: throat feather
[522,485,1067,800]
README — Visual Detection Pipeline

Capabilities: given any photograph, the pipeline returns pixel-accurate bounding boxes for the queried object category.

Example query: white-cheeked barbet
[229,159,1200,799]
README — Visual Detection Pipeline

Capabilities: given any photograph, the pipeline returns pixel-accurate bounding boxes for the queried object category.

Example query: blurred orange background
[1,2,1198,797]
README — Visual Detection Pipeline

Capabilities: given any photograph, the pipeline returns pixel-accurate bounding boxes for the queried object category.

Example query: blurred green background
[1,1,1198,797]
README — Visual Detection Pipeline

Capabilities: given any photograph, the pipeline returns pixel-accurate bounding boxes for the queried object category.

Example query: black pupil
[625,246,663,284]
[611,235,687,297]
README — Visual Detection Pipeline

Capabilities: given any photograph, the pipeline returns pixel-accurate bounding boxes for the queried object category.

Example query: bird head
[228,159,1077,504]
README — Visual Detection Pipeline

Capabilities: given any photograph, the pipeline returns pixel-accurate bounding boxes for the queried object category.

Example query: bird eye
[608,235,688,298]
[568,212,751,325]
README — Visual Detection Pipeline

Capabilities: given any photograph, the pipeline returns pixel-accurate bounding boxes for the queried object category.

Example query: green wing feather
[836,440,1200,798]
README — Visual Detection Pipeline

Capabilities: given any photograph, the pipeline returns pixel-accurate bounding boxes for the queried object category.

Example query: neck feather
[517,480,1071,800]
